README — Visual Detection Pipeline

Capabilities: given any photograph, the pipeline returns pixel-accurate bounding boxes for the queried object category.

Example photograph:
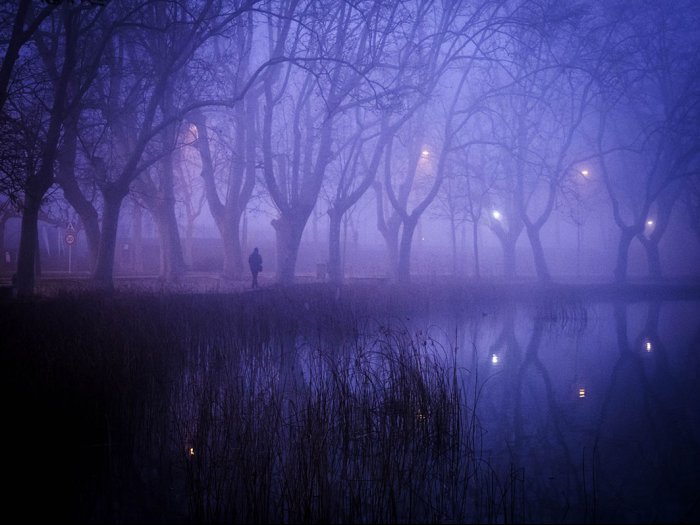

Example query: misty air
[1,0,699,523]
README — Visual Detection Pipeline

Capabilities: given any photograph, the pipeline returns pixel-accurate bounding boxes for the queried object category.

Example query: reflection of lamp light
[492,210,502,220]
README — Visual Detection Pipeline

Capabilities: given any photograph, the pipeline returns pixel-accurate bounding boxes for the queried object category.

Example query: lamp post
[576,168,590,277]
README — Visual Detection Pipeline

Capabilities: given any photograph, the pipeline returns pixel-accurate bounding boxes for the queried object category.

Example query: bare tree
[261,0,398,284]
[188,13,260,280]
[595,0,700,282]
[77,0,260,290]
[11,1,109,296]
[0,0,56,112]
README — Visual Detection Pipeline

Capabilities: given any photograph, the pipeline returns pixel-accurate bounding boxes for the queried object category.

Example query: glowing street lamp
[421,149,430,158]
[644,218,656,237]
[491,210,502,221]
[580,169,589,177]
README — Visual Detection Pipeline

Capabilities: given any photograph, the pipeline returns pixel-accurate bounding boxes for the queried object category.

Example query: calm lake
[232,289,700,523]
[3,286,699,523]
[408,296,700,523]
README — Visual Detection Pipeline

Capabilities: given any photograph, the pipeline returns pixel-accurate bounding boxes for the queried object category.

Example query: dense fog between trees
[2,0,700,296]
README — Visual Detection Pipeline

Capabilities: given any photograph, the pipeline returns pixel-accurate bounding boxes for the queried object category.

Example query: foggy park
[1,0,699,523]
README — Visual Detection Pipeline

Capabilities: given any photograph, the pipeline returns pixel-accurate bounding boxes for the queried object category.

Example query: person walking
[248,247,263,288]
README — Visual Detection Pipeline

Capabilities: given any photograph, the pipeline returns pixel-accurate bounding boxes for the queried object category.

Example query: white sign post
[65,223,76,273]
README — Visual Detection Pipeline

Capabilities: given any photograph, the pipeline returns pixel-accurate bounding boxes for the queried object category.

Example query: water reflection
[169,294,700,523]
[430,297,700,523]
[30,292,691,523]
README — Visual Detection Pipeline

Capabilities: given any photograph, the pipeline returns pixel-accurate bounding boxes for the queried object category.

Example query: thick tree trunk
[60,177,100,270]
[15,194,42,298]
[221,213,244,280]
[396,217,418,283]
[272,214,306,285]
[613,228,636,283]
[92,192,124,291]
[526,226,551,282]
[153,201,186,282]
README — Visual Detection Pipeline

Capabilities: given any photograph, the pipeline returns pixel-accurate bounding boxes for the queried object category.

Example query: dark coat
[248,249,262,273]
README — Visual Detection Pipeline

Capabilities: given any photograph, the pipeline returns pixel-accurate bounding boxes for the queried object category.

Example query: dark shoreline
[3,274,700,304]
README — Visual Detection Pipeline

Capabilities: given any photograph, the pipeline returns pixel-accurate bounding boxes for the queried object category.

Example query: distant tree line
[1,0,699,296]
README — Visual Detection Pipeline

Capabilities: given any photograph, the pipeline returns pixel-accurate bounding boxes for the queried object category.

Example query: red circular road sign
[65,232,76,245]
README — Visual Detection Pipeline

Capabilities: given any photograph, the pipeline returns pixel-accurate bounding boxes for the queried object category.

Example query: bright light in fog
[581,169,589,177]
[645,339,653,352]
[492,210,502,220]
[646,220,654,226]
[578,387,586,398]
[491,353,499,364]
[421,149,430,158]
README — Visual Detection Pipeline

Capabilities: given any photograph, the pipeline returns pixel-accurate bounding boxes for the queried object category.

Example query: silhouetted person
[248,247,262,288]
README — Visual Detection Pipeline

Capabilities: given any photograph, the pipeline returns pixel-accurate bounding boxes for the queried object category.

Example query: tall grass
[1,285,530,523]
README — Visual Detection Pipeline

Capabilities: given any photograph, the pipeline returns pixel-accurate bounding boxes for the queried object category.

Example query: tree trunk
[472,221,480,279]
[221,213,244,279]
[526,225,551,282]
[327,209,343,284]
[15,194,41,298]
[503,238,517,278]
[396,217,418,283]
[153,200,186,282]
[613,228,636,283]
[272,214,306,284]
[643,240,662,279]
[92,191,124,291]
[60,176,100,270]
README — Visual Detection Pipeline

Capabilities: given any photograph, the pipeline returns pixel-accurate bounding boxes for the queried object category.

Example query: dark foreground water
[2,286,699,524]
[424,298,700,524]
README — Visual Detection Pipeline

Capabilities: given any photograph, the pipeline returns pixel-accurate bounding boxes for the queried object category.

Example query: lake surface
[387,296,700,523]
[3,288,699,523]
